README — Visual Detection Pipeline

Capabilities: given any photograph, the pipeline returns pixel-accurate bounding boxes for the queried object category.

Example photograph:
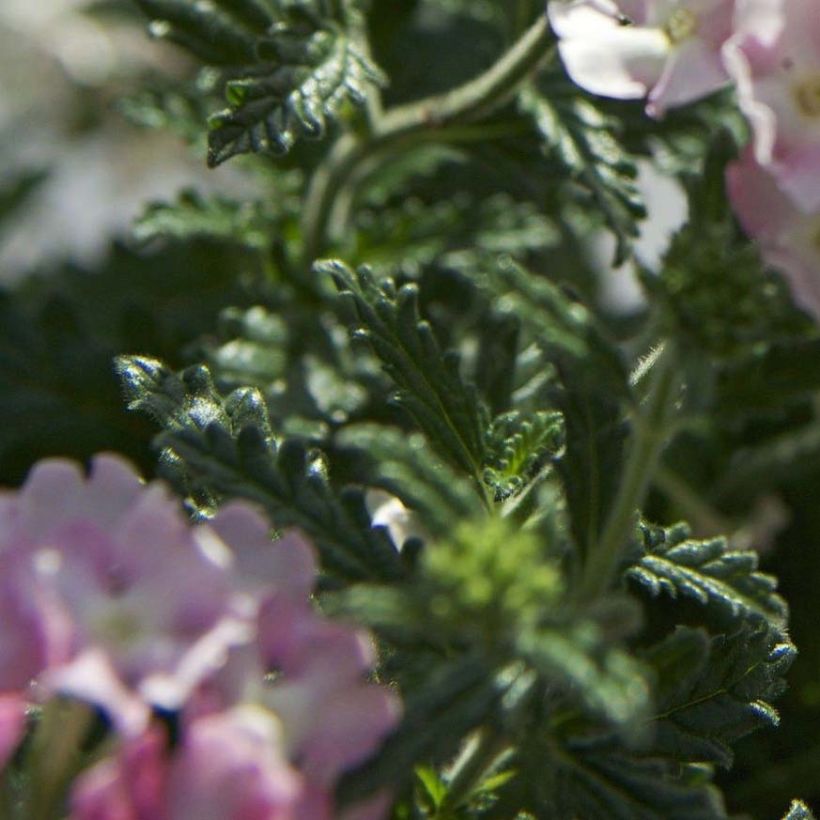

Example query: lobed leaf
[643,625,795,769]
[117,355,406,581]
[628,522,788,631]
[133,0,385,164]
[323,260,490,490]
[519,82,645,265]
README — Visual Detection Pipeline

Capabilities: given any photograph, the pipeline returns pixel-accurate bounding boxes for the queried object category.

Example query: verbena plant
[2,1,820,818]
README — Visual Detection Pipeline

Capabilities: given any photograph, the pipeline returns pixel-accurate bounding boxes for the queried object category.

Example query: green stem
[300,16,553,266]
[438,726,511,815]
[22,700,94,820]
[577,342,681,603]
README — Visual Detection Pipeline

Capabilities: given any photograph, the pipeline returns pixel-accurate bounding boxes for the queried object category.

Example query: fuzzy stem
[300,16,553,266]
[438,726,511,814]
[577,342,681,603]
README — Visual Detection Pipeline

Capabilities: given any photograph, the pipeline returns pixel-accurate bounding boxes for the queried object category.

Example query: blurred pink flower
[727,147,820,318]
[69,594,401,820]
[548,0,735,116]
[71,710,302,820]
[0,454,317,734]
[724,0,820,211]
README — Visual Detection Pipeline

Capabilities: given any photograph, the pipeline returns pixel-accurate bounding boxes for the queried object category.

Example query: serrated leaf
[133,0,385,163]
[116,355,406,582]
[208,32,384,164]
[517,623,651,732]
[323,260,490,492]
[784,800,817,820]
[643,625,795,769]
[477,257,630,557]
[535,736,727,820]
[338,655,509,806]
[520,82,645,264]
[483,410,563,500]
[352,191,558,280]
[628,522,788,630]
[134,189,279,249]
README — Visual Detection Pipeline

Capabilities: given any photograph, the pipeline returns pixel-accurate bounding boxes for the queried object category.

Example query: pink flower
[548,0,735,116]
[0,454,317,734]
[257,594,400,784]
[70,584,400,819]
[727,147,820,318]
[70,599,401,820]
[2,453,401,811]
[723,0,820,211]
[71,711,302,820]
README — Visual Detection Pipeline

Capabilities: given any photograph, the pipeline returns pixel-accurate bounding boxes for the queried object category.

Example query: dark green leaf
[133,0,385,163]
[643,625,795,769]
[520,82,645,264]
[628,522,788,631]
[323,260,490,489]
[116,356,406,581]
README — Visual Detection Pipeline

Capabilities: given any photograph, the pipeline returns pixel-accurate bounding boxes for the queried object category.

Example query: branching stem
[301,16,553,266]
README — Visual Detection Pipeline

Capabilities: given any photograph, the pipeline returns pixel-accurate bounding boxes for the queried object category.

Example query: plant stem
[439,726,510,814]
[300,15,553,266]
[577,342,681,603]
[22,700,94,820]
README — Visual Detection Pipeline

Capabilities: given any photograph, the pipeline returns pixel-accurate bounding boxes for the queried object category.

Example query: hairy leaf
[134,189,283,249]
[483,410,563,500]
[478,257,630,557]
[643,625,795,769]
[532,737,727,820]
[520,82,645,264]
[628,522,788,631]
[117,355,405,581]
[323,260,490,489]
[336,424,480,537]
[134,0,385,164]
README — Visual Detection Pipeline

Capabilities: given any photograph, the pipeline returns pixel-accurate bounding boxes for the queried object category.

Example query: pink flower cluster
[548,0,820,317]
[0,454,400,819]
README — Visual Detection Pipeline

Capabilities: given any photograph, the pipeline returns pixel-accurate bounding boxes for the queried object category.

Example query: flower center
[793,76,820,119]
[664,8,697,43]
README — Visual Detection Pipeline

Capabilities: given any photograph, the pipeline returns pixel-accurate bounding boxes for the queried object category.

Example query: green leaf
[643,625,795,769]
[517,623,651,731]
[483,410,563,501]
[352,191,558,280]
[628,522,788,631]
[520,82,645,265]
[134,189,285,249]
[0,240,256,485]
[134,0,385,164]
[477,257,630,558]
[323,260,490,490]
[337,655,509,805]
[784,800,817,820]
[531,736,727,820]
[116,355,406,582]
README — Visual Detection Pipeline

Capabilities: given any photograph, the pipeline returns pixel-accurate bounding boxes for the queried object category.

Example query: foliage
[134,0,385,164]
[1,1,819,818]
